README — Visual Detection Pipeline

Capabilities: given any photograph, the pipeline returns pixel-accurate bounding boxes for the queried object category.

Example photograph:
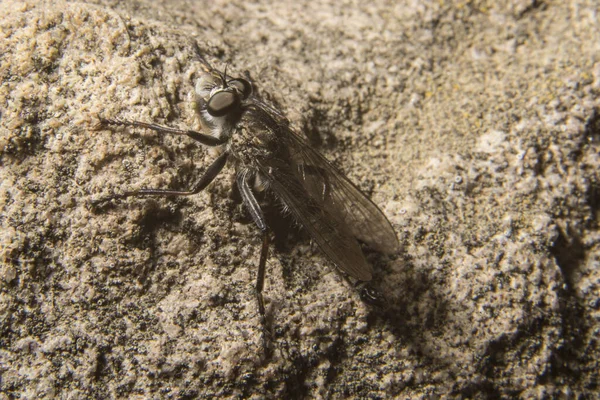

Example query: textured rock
[1,0,598,398]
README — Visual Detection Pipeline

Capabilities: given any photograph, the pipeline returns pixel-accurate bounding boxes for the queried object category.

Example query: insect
[93,50,399,321]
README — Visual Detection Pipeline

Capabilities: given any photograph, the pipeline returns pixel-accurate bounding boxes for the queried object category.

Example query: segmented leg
[98,117,226,147]
[92,152,228,205]
[236,170,270,320]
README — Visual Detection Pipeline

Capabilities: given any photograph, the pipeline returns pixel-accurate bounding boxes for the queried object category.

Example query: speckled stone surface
[1,0,599,398]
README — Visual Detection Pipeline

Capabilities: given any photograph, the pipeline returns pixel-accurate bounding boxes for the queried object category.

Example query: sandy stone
[1,0,598,398]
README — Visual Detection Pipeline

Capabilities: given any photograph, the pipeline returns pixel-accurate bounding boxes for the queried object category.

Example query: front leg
[98,117,226,147]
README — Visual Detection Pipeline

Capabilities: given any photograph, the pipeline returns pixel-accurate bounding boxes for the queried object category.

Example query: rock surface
[1,0,598,398]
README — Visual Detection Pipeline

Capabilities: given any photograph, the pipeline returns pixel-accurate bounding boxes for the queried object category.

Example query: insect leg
[236,171,269,318]
[92,152,228,205]
[98,117,226,146]
[257,232,269,317]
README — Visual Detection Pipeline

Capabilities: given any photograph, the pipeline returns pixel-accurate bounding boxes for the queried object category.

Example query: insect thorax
[228,116,280,168]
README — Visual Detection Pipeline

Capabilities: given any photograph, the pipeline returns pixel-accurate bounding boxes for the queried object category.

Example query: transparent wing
[257,160,373,281]
[243,99,398,280]
[283,130,399,255]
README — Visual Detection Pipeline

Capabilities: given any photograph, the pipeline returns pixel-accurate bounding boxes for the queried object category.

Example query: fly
[92,48,399,324]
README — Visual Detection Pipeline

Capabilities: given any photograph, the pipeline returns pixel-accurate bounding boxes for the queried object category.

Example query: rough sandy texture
[1,0,599,398]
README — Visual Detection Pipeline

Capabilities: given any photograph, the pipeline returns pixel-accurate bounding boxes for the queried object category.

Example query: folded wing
[284,131,399,255]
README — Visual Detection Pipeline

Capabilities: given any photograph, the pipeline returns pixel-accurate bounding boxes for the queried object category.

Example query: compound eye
[228,78,252,99]
[207,90,240,117]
